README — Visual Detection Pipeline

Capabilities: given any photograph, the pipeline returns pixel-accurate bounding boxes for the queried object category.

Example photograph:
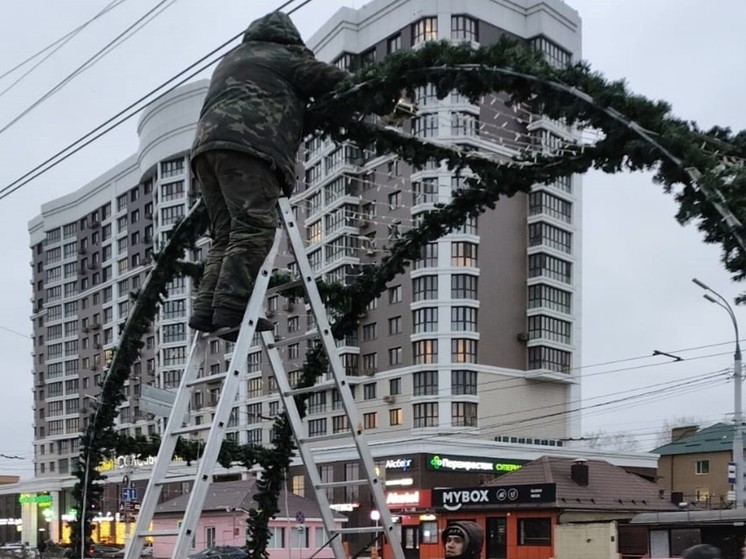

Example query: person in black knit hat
[442,521,484,559]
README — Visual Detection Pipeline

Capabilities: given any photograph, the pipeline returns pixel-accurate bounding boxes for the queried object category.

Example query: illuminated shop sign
[385,490,431,509]
[385,458,412,470]
[19,494,51,505]
[97,454,156,472]
[427,454,524,473]
[0,519,22,526]
[432,483,556,510]
[329,503,360,512]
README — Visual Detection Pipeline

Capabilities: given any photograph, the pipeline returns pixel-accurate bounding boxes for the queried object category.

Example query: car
[186,547,248,559]
[88,544,124,559]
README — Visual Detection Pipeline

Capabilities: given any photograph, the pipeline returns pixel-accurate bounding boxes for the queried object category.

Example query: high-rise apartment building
[283,0,583,457]
[27,0,581,498]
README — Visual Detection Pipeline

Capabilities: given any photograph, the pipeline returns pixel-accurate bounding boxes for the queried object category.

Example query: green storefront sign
[427,454,525,473]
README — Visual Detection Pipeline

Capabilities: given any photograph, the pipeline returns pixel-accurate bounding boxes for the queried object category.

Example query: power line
[0,0,127,85]
[0,0,318,202]
[0,0,177,137]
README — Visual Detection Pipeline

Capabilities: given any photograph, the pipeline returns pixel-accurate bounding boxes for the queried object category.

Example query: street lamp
[693,278,744,508]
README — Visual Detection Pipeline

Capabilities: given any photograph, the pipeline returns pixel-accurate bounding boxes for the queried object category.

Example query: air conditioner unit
[283,302,295,312]
[383,395,395,404]
[359,220,370,229]
[366,249,375,256]
[516,332,530,343]
[363,368,377,376]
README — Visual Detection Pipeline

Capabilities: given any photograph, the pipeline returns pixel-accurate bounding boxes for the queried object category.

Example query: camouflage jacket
[191,11,347,196]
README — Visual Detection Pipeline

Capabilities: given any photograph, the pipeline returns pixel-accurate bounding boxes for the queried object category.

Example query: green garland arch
[73,37,746,559]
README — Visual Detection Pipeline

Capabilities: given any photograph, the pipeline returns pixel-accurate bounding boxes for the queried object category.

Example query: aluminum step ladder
[123,197,404,559]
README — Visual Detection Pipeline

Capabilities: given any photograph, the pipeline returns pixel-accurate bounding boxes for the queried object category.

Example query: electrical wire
[0,0,127,85]
[0,0,178,137]
[0,0,318,202]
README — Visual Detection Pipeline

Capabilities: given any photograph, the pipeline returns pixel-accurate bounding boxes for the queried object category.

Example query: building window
[451,112,479,136]
[388,285,402,304]
[413,340,438,364]
[413,371,438,396]
[412,17,438,45]
[362,323,378,341]
[695,460,710,475]
[528,284,572,315]
[161,158,184,178]
[451,306,477,331]
[388,347,402,365]
[389,408,403,426]
[518,518,552,546]
[528,315,571,345]
[291,474,305,497]
[531,36,571,68]
[363,412,378,429]
[529,191,572,223]
[387,34,401,53]
[268,527,286,549]
[451,274,477,299]
[388,316,402,335]
[528,253,572,284]
[363,383,377,400]
[451,339,477,364]
[415,243,438,269]
[528,222,572,254]
[413,402,438,428]
[412,114,439,138]
[345,463,360,502]
[452,402,478,427]
[528,346,572,373]
[413,178,438,205]
[451,15,478,42]
[452,242,478,267]
[413,275,438,301]
[413,307,438,333]
[452,370,477,395]
[308,418,327,438]
[390,378,401,396]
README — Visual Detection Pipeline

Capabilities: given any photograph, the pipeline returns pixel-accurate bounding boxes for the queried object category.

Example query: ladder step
[267,278,304,294]
[186,372,228,387]
[316,479,372,489]
[299,431,354,444]
[285,380,336,397]
[155,474,198,486]
[332,527,384,535]
[172,424,211,436]
[141,529,182,537]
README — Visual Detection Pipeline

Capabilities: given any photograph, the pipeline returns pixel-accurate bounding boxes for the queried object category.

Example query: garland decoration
[73,37,746,559]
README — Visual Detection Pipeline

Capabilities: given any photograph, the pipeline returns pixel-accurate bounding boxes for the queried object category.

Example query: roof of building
[485,456,678,512]
[154,479,345,521]
[652,423,739,456]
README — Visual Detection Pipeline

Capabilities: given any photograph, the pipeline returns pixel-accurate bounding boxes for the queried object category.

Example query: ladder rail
[277,197,405,559]
[169,231,282,559]
[261,331,348,559]
[123,335,207,559]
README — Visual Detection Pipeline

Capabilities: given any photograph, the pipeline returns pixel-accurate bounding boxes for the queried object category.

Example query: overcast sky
[1,0,744,479]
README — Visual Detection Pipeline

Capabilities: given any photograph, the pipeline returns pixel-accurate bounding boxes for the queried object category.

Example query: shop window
[518,518,551,546]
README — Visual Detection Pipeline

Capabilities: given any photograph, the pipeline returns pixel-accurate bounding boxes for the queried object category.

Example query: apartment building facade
[23,0,583,546]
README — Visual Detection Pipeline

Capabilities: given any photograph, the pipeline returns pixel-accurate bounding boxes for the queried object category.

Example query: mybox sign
[427,454,525,473]
[432,483,556,511]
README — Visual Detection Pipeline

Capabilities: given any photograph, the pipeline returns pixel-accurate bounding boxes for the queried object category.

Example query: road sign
[121,487,137,501]
[295,511,305,524]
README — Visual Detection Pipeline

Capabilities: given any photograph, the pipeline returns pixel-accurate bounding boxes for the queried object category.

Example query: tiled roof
[154,479,345,521]
[652,422,739,455]
[485,456,678,512]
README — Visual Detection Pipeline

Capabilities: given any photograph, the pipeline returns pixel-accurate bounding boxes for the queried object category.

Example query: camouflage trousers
[193,150,280,315]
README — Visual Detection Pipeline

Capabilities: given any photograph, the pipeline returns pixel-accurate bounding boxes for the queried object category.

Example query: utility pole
[693,278,743,507]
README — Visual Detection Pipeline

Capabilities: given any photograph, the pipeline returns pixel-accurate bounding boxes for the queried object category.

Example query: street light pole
[693,278,743,508]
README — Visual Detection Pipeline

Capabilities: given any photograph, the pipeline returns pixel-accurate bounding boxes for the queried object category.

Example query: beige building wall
[554,522,619,559]
[658,450,732,507]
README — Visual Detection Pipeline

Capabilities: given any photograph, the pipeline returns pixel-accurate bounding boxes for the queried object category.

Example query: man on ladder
[187,10,346,338]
